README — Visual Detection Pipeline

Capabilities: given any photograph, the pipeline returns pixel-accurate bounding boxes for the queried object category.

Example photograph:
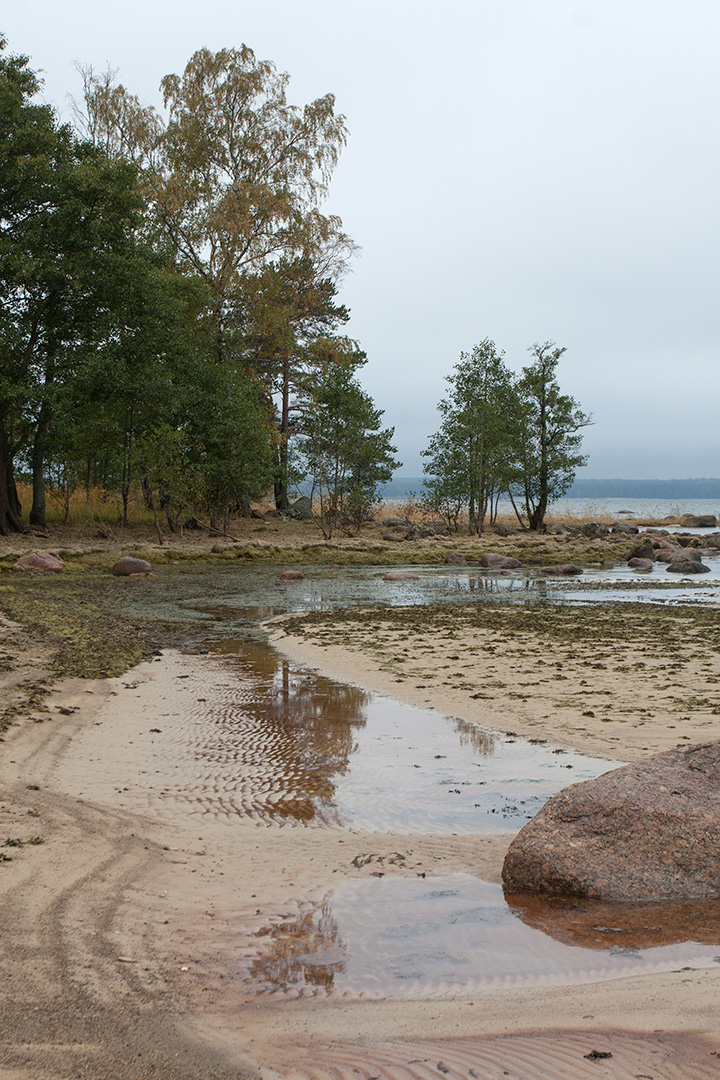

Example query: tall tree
[512,342,592,531]
[0,37,60,532]
[238,256,354,509]
[302,366,399,538]
[78,47,356,510]
[422,340,516,534]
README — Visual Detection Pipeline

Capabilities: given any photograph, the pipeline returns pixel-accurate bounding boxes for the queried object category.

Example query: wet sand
[2,606,720,1078]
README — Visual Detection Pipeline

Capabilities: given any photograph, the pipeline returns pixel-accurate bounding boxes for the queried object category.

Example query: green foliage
[423,340,591,533]
[0,36,387,535]
[422,340,516,534]
[79,46,357,513]
[302,367,400,537]
[512,342,592,531]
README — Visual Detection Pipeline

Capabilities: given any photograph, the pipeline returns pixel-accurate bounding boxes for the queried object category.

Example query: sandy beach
[2,541,720,1078]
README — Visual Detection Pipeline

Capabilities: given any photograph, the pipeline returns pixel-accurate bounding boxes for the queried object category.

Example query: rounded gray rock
[666,558,710,574]
[111,557,152,576]
[537,564,583,576]
[480,553,522,570]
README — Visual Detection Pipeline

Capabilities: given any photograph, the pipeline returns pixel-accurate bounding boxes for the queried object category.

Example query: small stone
[382,572,420,582]
[278,570,305,580]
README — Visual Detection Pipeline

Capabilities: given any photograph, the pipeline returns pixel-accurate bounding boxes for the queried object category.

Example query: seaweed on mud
[279,599,720,655]
[0,574,160,679]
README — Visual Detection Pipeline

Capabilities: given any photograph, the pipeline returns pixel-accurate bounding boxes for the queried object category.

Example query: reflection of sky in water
[202,640,615,832]
[327,697,610,833]
[113,559,720,633]
[244,875,720,998]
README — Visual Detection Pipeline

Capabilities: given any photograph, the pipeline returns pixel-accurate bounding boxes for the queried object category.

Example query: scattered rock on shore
[581,521,609,538]
[680,514,717,528]
[627,557,654,570]
[480,553,523,570]
[111,557,152,576]
[446,553,467,566]
[502,740,720,900]
[278,570,305,580]
[667,558,710,574]
[627,543,655,561]
[537,564,583,576]
[383,572,420,582]
[13,552,64,573]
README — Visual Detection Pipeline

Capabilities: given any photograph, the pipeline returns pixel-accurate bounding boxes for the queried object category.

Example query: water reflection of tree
[453,716,495,755]
[212,638,369,823]
[250,897,346,993]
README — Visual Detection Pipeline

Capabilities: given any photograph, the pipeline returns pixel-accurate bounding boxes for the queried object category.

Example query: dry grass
[13,484,685,533]
[17,484,154,526]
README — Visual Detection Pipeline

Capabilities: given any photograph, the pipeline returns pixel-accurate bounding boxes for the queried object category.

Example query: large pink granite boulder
[502,741,720,900]
[13,552,64,573]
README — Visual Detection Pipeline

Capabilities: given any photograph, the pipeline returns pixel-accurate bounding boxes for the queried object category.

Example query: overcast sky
[3,1,719,479]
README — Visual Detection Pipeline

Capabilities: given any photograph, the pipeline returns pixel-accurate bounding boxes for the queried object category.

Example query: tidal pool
[109,559,720,635]
[236,874,720,999]
[172,637,616,831]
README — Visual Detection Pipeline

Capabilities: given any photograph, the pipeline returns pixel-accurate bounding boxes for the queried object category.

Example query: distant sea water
[379,479,720,522]
[495,496,720,521]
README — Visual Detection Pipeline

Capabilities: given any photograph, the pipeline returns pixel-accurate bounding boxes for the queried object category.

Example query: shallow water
[106,564,720,997]
[184,638,614,831]
[112,559,720,637]
[237,874,720,999]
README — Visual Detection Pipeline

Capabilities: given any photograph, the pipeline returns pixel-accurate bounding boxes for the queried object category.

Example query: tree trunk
[161,493,178,533]
[0,414,23,535]
[29,407,49,528]
[274,354,291,512]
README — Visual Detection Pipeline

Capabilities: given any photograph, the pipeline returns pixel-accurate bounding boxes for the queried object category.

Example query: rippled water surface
[238,874,720,999]
[182,638,615,831]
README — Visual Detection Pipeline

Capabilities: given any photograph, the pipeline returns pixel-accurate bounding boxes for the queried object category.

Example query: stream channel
[109,560,720,999]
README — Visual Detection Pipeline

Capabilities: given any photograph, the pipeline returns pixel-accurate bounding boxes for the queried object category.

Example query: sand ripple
[262,1030,720,1080]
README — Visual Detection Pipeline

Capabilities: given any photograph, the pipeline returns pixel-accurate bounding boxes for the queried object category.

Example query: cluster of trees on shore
[1,36,592,540]
[0,36,398,536]
[421,340,591,533]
